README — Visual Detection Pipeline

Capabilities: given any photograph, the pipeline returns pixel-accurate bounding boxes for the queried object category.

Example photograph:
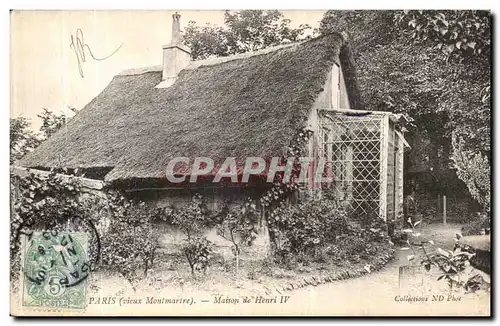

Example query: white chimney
[157,12,191,88]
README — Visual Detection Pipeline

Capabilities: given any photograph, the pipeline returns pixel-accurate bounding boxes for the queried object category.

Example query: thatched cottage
[17,14,408,256]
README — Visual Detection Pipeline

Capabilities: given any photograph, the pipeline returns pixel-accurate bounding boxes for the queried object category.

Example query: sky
[10,10,326,129]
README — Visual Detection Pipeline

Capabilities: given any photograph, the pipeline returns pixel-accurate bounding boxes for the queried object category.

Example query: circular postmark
[23,231,89,309]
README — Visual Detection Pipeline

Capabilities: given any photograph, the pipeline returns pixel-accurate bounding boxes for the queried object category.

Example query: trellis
[318,109,408,221]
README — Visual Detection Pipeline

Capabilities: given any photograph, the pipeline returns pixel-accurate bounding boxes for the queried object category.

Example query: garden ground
[86,222,490,316]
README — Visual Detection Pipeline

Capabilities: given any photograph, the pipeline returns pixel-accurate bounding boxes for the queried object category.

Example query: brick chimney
[158,12,191,88]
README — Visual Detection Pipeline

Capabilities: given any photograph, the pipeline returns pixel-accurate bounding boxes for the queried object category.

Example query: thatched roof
[19,33,361,183]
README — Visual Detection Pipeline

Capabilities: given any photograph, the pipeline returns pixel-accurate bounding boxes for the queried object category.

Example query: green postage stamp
[22,231,89,310]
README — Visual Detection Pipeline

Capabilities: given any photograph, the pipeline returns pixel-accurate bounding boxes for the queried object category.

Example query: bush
[349,210,377,228]
[268,197,392,265]
[325,227,391,263]
[461,213,490,236]
[181,237,214,275]
[324,235,364,261]
[267,198,347,258]
[100,219,159,283]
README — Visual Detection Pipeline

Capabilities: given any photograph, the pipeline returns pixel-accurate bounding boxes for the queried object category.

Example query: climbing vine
[259,128,316,256]
[10,169,162,289]
[10,169,98,286]
[259,129,313,209]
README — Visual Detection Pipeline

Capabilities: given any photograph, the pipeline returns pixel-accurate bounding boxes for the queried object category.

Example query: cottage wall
[131,187,271,260]
[308,63,351,133]
[310,63,351,112]
[304,62,352,187]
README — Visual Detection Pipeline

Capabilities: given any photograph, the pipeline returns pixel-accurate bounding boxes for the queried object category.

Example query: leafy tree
[319,10,491,200]
[320,11,490,141]
[394,10,490,62]
[394,10,491,153]
[394,10,491,204]
[10,117,41,164]
[38,107,77,140]
[10,107,78,164]
[183,10,312,60]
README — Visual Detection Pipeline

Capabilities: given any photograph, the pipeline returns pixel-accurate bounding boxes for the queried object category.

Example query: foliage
[461,213,490,236]
[419,244,481,292]
[267,198,347,258]
[320,11,491,213]
[325,233,392,264]
[10,108,77,164]
[259,129,312,209]
[37,107,77,140]
[394,10,490,62]
[183,10,312,60]
[181,237,214,276]
[451,135,490,211]
[10,117,41,164]
[319,10,490,161]
[10,170,162,287]
[267,195,392,267]
[349,209,384,229]
[394,10,491,153]
[216,197,259,257]
[171,194,213,238]
[171,194,215,275]
[257,128,315,259]
[99,193,162,285]
[402,217,488,293]
[10,169,93,283]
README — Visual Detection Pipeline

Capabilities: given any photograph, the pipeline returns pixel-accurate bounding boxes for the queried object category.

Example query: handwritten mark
[70,28,123,78]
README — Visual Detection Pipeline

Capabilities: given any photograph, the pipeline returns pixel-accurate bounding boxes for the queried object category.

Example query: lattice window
[319,114,383,217]
[319,111,407,221]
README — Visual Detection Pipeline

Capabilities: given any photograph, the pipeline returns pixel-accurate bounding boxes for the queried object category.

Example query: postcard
[10,10,491,316]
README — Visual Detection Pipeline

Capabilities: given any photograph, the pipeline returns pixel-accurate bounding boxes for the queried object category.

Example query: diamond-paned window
[318,111,404,221]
